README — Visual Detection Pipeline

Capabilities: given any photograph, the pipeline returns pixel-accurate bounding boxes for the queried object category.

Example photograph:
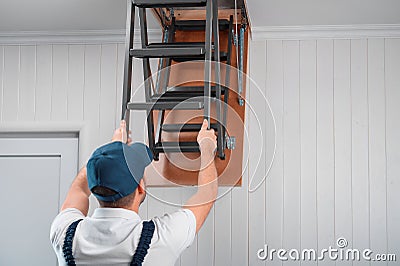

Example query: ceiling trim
[0,29,162,45]
[251,24,400,40]
[1,24,399,45]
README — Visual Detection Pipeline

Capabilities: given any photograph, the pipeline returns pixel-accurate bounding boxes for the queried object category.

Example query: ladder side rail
[162,17,176,94]
[154,16,176,149]
[203,0,213,128]
[212,0,225,159]
[155,110,165,144]
[222,15,234,144]
[154,25,170,147]
[122,0,136,132]
[155,27,169,95]
[139,7,157,159]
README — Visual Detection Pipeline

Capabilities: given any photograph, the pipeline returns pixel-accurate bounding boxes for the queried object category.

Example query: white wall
[0,37,399,266]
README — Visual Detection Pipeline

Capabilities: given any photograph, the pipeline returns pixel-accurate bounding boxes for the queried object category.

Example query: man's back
[50,120,217,265]
[50,208,196,266]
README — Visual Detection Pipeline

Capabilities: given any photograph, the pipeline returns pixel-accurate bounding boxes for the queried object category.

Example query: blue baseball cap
[87,141,153,202]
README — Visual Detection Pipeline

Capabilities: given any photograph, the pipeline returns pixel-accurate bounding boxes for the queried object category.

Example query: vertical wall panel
[299,40,318,264]
[180,187,198,266]
[35,45,52,121]
[99,44,118,144]
[231,185,247,266]
[316,39,335,266]
[2,46,19,121]
[197,207,215,266]
[51,45,68,121]
[115,43,125,127]
[0,46,4,121]
[231,52,250,265]
[350,39,370,261]
[367,39,388,257]
[214,189,232,266]
[83,45,101,150]
[385,38,400,261]
[19,45,36,121]
[333,40,353,259]
[130,58,147,142]
[248,40,266,266]
[282,40,301,266]
[265,40,284,266]
[67,45,85,121]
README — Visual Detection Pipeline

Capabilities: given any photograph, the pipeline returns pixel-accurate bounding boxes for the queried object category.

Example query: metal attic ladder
[121,0,233,160]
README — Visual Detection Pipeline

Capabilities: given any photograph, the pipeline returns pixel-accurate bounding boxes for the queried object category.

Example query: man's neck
[124,204,140,214]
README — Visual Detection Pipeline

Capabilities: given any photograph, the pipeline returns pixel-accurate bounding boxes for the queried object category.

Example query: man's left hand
[112,120,132,145]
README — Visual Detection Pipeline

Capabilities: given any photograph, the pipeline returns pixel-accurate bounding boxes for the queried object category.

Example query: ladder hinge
[226,134,236,150]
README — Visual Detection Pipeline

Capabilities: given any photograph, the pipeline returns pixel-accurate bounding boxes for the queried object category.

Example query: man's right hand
[185,119,218,233]
[197,119,217,156]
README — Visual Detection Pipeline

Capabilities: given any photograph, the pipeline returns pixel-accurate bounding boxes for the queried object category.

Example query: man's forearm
[61,167,91,216]
[197,152,218,198]
[184,119,218,233]
[71,167,91,197]
[186,153,218,204]
[184,152,218,232]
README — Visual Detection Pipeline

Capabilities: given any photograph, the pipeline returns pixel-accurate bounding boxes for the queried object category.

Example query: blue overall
[62,219,155,266]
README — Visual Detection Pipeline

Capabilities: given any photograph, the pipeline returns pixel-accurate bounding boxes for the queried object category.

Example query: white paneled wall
[248,38,400,266]
[0,44,123,150]
[0,37,399,266]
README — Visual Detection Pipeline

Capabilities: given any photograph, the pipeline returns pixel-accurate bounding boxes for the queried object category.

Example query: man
[50,119,218,265]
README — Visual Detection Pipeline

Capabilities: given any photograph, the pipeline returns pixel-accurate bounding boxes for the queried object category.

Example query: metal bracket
[237,24,245,106]
[237,6,248,107]
[226,134,236,150]
[232,30,238,46]
[241,6,248,25]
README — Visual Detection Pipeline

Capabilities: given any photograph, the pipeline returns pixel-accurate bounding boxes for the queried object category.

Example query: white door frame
[0,121,92,208]
[0,121,91,167]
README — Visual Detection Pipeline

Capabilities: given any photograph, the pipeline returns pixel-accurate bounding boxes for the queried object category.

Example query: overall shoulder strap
[62,219,83,266]
[130,220,155,266]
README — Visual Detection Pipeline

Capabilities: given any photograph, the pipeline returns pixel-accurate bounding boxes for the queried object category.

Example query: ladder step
[130,47,204,58]
[130,43,227,61]
[151,95,200,102]
[152,85,226,102]
[162,123,219,132]
[154,141,200,153]
[147,42,211,49]
[133,0,206,8]
[127,101,203,110]
[172,51,228,62]
[175,19,230,31]
[166,85,226,95]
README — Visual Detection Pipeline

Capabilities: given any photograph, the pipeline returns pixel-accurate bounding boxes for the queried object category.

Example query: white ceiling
[247,0,400,27]
[0,0,399,32]
[0,0,130,32]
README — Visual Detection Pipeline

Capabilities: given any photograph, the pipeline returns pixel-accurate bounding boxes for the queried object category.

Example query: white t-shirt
[50,207,196,266]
